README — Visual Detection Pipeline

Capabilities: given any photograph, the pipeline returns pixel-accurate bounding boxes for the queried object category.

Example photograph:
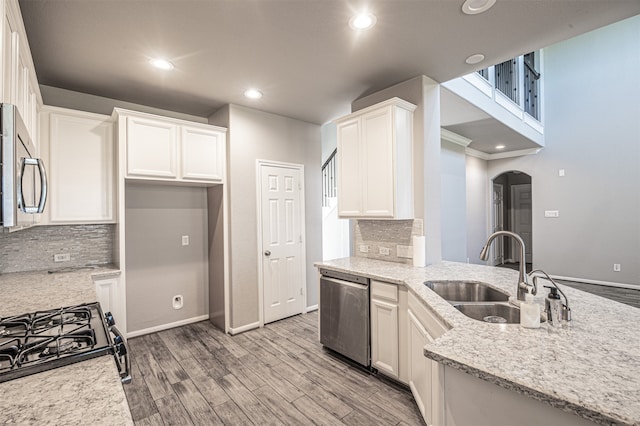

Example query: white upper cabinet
[40,107,115,224]
[1,0,42,146]
[126,115,178,179]
[114,109,226,185]
[181,126,225,181]
[335,97,416,219]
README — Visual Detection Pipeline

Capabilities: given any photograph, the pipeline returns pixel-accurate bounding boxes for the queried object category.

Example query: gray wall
[125,183,209,333]
[209,104,322,329]
[484,16,640,285]
[40,85,207,123]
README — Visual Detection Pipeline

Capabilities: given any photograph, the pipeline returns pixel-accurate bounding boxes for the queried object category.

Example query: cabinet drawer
[371,280,398,302]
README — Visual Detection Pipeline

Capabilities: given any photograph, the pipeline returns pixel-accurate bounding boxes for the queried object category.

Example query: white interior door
[260,164,304,324]
[492,183,504,265]
[512,184,533,263]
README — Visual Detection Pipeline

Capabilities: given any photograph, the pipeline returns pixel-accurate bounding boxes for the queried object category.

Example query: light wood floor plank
[212,400,253,425]
[123,360,160,422]
[133,351,174,401]
[155,393,194,426]
[134,412,164,426]
[253,385,313,425]
[172,379,223,425]
[188,372,230,407]
[292,395,346,426]
[217,373,284,425]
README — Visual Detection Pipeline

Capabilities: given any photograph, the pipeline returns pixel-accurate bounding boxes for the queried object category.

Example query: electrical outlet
[182,235,189,246]
[379,247,390,256]
[359,245,369,253]
[613,264,621,272]
[172,295,184,309]
[54,253,71,263]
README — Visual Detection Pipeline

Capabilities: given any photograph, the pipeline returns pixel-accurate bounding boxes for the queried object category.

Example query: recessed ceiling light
[150,58,174,70]
[244,88,263,99]
[349,13,377,30]
[495,144,506,150]
[465,54,485,65]
[462,0,496,15]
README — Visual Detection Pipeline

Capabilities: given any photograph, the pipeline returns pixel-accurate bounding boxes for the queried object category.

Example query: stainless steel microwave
[1,104,47,232]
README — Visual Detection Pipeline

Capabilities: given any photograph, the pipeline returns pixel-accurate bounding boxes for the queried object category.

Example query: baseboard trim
[229,321,260,335]
[305,304,318,313]
[127,314,209,338]
[551,275,639,291]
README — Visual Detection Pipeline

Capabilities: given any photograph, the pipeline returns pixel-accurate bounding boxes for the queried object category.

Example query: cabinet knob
[264,250,271,256]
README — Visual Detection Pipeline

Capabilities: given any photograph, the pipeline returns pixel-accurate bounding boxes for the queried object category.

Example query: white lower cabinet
[94,275,126,336]
[40,107,115,224]
[371,280,408,383]
[408,291,447,426]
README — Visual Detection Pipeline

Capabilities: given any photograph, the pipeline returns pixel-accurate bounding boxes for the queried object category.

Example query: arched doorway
[491,171,532,273]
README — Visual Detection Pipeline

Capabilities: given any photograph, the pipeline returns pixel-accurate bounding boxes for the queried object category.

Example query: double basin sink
[425,280,544,324]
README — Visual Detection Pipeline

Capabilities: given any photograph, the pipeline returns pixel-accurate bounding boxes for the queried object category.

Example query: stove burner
[31,306,92,333]
[0,338,21,371]
[0,316,30,337]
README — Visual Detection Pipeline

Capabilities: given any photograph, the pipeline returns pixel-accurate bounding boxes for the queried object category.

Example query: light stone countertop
[316,257,640,426]
[0,267,133,425]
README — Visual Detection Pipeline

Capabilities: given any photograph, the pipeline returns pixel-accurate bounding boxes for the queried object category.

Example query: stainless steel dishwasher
[319,269,370,367]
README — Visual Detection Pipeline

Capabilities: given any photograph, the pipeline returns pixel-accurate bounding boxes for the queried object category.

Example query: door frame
[491,182,504,266]
[255,159,308,327]
[510,183,533,263]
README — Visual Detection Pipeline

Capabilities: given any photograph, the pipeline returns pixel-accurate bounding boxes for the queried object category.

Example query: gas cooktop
[0,302,130,384]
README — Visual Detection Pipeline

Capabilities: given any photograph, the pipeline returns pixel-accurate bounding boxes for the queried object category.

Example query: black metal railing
[322,149,337,207]
[523,52,540,120]
[495,58,519,104]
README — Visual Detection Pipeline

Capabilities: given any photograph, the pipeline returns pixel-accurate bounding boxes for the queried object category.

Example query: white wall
[465,155,489,264]
[440,140,467,262]
[479,16,640,285]
[210,105,321,329]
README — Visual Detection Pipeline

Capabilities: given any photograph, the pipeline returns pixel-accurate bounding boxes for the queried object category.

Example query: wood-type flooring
[123,311,425,425]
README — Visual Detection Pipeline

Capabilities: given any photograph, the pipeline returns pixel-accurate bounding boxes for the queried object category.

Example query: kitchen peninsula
[316,257,640,426]
[0,269,133,425]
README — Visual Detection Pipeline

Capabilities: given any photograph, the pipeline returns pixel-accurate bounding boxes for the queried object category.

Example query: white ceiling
[19,0,640,130]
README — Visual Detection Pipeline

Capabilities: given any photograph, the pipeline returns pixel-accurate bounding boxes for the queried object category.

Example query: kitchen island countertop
[316,257,640,426]
[0,267,133,425]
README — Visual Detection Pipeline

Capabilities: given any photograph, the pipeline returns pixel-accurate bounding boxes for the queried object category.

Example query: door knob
[264,250,271,256]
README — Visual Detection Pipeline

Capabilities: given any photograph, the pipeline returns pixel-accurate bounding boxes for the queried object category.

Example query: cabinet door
[337,118,362,217]
[126,116,177,178]
[371,297,399,378]
[2,15,15,103]
[181,126,224,182]
[361,107,395,217]
[49,112,114,223]
[408,308,433,422]
[94,276,125,335]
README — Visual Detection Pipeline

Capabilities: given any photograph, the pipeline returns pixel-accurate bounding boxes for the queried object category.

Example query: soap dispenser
[545,285,563,326]
[520,288,540,329]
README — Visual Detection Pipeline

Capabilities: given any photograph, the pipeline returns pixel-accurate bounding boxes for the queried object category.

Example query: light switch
[182,235,190,246]
[559,169,565,177]
[544,210,560,218]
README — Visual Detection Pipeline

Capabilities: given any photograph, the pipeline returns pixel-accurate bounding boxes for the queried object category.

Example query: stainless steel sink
[453,303,547,324]
[424,280,510,302]
[453,303,521,324]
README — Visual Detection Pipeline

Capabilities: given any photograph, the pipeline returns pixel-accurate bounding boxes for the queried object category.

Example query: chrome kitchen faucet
[479,231,535,302]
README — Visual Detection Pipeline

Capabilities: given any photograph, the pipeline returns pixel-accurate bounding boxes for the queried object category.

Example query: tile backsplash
[0,224,115,274]
[354,219,423,264]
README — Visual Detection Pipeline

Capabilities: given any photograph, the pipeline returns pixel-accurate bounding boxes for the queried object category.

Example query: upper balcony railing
[476,51,542,121]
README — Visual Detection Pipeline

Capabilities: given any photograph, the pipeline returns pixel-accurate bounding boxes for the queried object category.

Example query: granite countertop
[0,267,133,425]
[316,257,640,426]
